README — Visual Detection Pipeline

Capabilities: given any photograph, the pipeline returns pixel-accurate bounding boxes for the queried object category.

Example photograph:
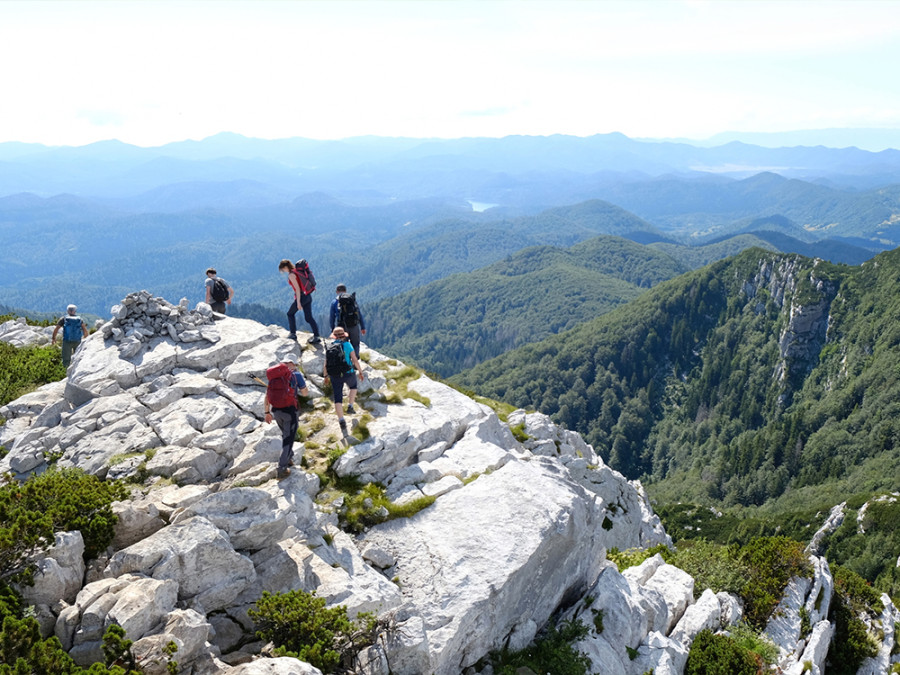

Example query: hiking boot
[288,333,297,341]
[346,405,356,414]
[307,336,321,345]
[277,467,291,479]
[339,418,347,433]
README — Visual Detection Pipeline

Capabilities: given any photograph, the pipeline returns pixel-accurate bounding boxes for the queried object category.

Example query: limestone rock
[17,531,86,606]
[170,487,289,551]
[105,516,256,612]
[228,658,324,674]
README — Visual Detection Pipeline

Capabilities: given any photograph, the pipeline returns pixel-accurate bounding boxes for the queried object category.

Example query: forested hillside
[345,200,667,301]
[453,247,900,512]
[364,236,686,376]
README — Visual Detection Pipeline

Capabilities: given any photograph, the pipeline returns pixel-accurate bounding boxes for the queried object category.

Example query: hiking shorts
[329,373,357,403]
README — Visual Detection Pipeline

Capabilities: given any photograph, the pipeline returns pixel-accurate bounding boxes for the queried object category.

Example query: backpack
[293,259,316,294]
[266,363,297,409]
[337,292,359,328]
[211,277,229,302]
[325,340,351,378]
[62,316,83,342]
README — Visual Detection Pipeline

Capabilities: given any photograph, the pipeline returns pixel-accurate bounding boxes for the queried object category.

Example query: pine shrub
[0,343,66,408]
[491,617,591,675]
[684,629,760,675]
[248,589,377,674]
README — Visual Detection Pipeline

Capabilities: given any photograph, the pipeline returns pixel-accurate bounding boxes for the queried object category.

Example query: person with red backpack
[263,353,309,479]
[278,258,321,345]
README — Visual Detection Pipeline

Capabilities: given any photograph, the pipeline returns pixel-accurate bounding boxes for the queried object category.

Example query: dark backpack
[266,363,297,409]
[337,292,359,328]
[325,340,351,378]
[211,277,229,302]
[62,316,83,342]
[294,259,316,294]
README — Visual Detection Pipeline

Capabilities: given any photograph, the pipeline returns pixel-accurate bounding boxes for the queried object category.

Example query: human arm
[358,305,366,335]
[263,390,273,423]
[293,372,309,398]
[227,284,235,305]
[81,322,89,338]
[329,299,337,330]
[51,322,61,345]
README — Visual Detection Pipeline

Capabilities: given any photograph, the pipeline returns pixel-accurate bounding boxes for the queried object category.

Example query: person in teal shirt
[323,326,365,434]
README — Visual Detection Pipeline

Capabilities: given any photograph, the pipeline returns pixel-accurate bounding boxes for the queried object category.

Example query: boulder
[105,516,256,612]
[228,658,324,674]
[359,458,611,675]
[17,531,86,606]
[171,487,289,551]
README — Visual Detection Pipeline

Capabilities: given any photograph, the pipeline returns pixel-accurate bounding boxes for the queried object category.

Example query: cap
[67,304,77,312]
[282,353,300,365]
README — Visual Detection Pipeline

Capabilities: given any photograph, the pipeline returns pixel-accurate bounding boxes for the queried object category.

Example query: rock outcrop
[0,316,55,347]
[1,291,860,674]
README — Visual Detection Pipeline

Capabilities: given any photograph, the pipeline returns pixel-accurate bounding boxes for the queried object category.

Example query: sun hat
[281,353,300,365]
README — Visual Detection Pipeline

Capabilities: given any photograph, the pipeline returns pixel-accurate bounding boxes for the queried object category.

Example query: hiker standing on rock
[329,284,366,357]
[204,268,234,314]
[279,259,320,344]
[323,326,365,435]
[264,353,308,479]
[51,304,89,368]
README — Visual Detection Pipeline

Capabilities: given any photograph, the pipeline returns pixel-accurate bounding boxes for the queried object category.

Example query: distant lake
[467,200,498,212]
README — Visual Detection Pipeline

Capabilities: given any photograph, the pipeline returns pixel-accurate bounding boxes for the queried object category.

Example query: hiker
[323,326,365,434]
[204,268,234,314]
[264,353,309,479]
[329,284,366,357]
[279,259,320,344]
[51,304,89,368]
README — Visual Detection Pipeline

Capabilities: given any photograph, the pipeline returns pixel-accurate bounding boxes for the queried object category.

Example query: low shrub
[491,617,591,675]
[826,564,880,674]
[668,539,749,600]
[607,544,672,572]
[0,343,66,407]
[684,629,760,675]
[737,536,811,628]
[248,589,378,674]
[0,467,128,581]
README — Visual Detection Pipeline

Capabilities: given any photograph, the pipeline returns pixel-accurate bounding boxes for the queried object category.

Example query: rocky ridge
[1,292,891,674]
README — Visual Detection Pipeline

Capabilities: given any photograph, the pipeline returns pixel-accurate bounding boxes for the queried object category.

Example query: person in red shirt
[278,259,321,344]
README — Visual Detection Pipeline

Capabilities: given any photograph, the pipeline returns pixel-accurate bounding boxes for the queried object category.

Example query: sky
[3,0,900,148]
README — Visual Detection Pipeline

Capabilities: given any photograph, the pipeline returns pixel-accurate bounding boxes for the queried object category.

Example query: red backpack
[266,363,297,409]
[293,259,316,295]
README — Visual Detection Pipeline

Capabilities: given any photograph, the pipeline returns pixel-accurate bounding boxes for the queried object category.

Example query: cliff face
[740,255,839,398]
[4,291,885,675]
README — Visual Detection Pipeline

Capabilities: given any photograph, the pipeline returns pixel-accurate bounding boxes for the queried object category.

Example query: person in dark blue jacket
[329,284,366,357]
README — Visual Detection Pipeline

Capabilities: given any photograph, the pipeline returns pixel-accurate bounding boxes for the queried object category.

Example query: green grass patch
[338,483,435,533]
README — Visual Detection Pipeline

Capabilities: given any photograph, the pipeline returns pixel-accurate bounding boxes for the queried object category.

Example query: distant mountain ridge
[5,131,900,201]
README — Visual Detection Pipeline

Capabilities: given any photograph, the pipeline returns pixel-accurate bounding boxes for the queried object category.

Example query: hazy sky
[3,0,900,147]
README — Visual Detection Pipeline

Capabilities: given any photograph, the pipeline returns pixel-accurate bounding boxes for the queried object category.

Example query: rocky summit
[1,292,892,675]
